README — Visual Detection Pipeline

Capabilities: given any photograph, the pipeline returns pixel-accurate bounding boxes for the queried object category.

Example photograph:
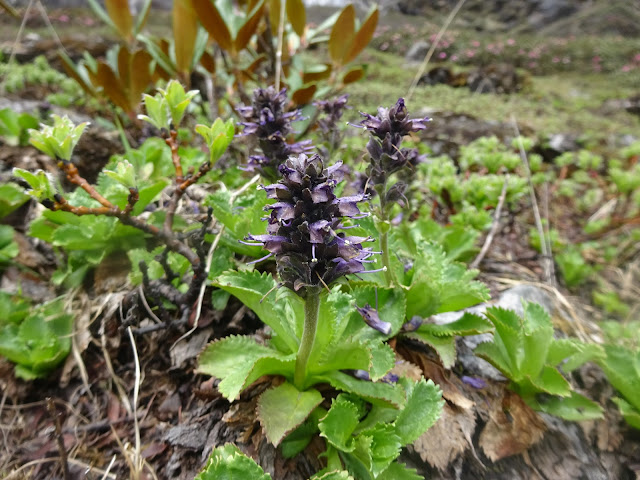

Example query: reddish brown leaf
[117,46,131,93]
[479,390,546,462]
[234,0,265,54]
[130,50,153,105]
[268,0,281,35]
[291,84,316,105]
[173,0,199,75]
[286,0,305,37]
[105,0,133,41]
[91,62,130,112]
[343,7,378,64]
[192,0,233,52]
[328,4,355,65]
[342,66,366,85]
[200,51,216,74]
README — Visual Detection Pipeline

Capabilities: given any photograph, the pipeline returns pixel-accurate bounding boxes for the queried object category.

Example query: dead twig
[46,398,70,480]
[470,176,509,269]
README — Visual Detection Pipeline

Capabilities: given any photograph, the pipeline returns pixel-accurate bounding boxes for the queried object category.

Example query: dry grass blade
[274,0,286,91]
[471,176,509,269]
[126,326,143,480]
[406,0,468,103]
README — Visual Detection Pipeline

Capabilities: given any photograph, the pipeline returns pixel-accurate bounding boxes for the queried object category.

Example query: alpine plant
[244,153,383,298]
[238,87,311,182]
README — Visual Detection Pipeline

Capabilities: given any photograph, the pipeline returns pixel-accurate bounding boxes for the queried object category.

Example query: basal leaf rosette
[245,153,381,297]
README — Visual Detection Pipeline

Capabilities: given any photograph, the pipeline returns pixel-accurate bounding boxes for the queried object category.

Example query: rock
[405,40,431,63]
[467,63,524,95]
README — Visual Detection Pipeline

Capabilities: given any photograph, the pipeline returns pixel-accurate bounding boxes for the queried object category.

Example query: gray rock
[405,40,431,63]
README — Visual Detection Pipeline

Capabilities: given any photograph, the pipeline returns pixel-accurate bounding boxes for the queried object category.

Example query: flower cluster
[238,87,311,182]
[245,153,381,297]
[356,98,429,188]
[314,94,350,135]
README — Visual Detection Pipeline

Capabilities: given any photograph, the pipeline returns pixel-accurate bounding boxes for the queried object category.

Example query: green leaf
[598,345,640,411]
[403,331,457,369]
[213,270,301,353]
[348,286,407,342]
[524,365,572,397]
[394,378,443,444]
[359,424,401,476]
[520,302,555,378]
[0,182,29,218]
[612,397,640,430]
[280,407,326,459]
[0,225,18,263]
[534,391,603,421]
[319,396,362,452]
[474,340,514,378]
[103,160,137,188]
[196,444,271,480]
[377,462,423,480]
[312,471,354,480]
[257,382,323,446]
[12,168,56,202]
[547,339,604,372]
[484,307,525,376]
[368,342,396,381]
[312,338,372,376]
[314,371,404,408]
[197,335,294,400]
[416,313,494,337]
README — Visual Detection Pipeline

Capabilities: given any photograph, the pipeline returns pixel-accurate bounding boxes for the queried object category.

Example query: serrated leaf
[520,303,554,378]
[598,345,640,411]
[404,331,457,369]
[474,340,514,378]
[312,339,371,376]
[360,424,402,476]
[257,382,322,446]
[319,396,361,452]
[343,6,378,64]
[535,391,603,421]
[196,444,271,480]
[417,312,494,337]
[197,335,293,400]
[484,307,525,375]
[547,339,604,372]
[524,365,572,397]
[280,407,326,458]
[368,342,395,381]
[308,287,354,369]
[213,270,300,353]
[612,397,640,430]
[314,371,404,408]
[377,462,423,480]
[349,286,406,342]
[394,378,443,444]
[313,471,354,480]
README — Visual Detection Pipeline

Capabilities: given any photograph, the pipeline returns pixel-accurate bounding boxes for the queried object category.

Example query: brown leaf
[342,66,365,85]
[286,0,305,37]
[328,4,355,65]
[479,389,546,462]
[90,62,130,112]
[105,0,133,41]
[398,343,474,409]
[414,404,477,471]
[117,46,131,95]
[291,84,316,105]
[130,50,153,104]
[343,7,378,64]
[192,0,233,52]
[268,0,281,35]
[200,51,216,74]
[173,0,199,75]
[234,0,265,54]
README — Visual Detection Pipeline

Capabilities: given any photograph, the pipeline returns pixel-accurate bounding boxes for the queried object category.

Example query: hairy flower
[314,94,351,135]
[245,153,382,297]
[354,98,429,187]
[238,87,311,182]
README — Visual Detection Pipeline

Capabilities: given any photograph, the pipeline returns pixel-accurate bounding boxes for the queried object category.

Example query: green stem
[294,290,321,390]
[380,230,394,286]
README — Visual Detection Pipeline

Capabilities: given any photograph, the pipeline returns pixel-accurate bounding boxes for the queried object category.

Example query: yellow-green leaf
[192,0,233,52]
[286,0,305,37]
[343,6,378,64]
[173,0,199,75]
[105,0,133,41]
[328,4,355,65]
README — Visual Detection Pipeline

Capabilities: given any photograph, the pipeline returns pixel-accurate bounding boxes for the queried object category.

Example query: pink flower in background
[507,38,515,46]
[528,61,538,69]
[465,49,476,58]
[438,52,447,59]
[552,57,560,63]
[58,14,69,22]
[471,40,480,47]
[621,65,632,72]
[634,53,640,62]
[82,17,95,26]
[451,54,458,62]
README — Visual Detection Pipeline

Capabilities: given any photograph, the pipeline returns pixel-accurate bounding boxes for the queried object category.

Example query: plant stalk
[376,181,394,286]
[294,290,321,390]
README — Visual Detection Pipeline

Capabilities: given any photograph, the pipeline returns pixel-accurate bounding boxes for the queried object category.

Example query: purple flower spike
[356,304,392,335]
[239,87,312,182]
[248,153,379,297]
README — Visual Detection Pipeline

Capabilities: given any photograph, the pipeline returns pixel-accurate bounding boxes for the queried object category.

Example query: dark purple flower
[246,153,383,297]
[238,87,312,181]
[353,98,429,190]
[462,376,487,389]
[356,304,392,335]
[314,94,351,135]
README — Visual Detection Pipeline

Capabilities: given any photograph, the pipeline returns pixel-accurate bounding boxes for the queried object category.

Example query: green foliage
[196,118,235,164]
[196,444,272,480]
[0,108,40,147]
[459,136,521,173]
[597,344,640,429]
[0,182,29,219]
[475,302,604,420]
[138,80,199,130]
[0,225,19,265]
[0,294,73,379]
[28,114,88,161]
[555,246,595,288]
[12,168,57,203]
